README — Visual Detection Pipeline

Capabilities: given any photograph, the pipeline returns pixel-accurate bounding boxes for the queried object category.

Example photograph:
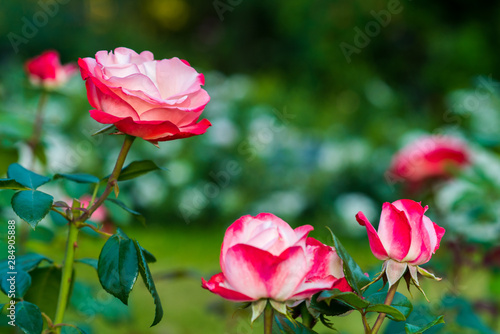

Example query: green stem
[300,301,315,328]
[29,90,49,168]
[79,135,135,223]
[371,279,400,334]
[264,302,274,334]
[361,312,371,334]
[53,221,78,331]
[52,135,136,330]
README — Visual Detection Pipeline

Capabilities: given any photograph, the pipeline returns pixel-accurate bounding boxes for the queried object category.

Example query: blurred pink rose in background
[79,195,107,223]
[356,199,445,286]
[79,47,211,143]
[25,50,77,88]
[389,135,469,185]
[202,213,351,308]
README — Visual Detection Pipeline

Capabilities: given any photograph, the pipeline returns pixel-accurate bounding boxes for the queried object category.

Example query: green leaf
[7,163,50,189]
[309,292,353,316]
[54,173,100,184]
[11,190,53,229]
[0,178,30,190]
[98,229,139,305]
[15,301,43,334]
[366,292,412,321]
[405,315,445,334]
[141,247,157,264]
[110,160,166,182]
[23,266,69,319]
[0,270,31,298]
[327,227,370,295]
[77,258,98,269]
[133,239,163,326]
[0,253,53,273]
[272,312,318,333]
[367,304,406,321]
[106,198,146,225]
[317,289,369,310]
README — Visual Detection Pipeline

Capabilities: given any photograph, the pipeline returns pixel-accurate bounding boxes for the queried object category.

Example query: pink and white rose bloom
[356,199,445,288]
[202,213,351,319]
[389,135,469,185]
[78,47,211,143]
[25,50,77,88]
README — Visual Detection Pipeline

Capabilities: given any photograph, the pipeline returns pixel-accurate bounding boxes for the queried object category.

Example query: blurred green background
[1,0,500,333]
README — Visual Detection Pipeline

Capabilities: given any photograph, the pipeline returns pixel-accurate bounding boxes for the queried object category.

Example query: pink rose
[78,47,211,143]
[389,135,469,184]
[356,199,445,287]
[25,50,77,88]
[202,213,351,315]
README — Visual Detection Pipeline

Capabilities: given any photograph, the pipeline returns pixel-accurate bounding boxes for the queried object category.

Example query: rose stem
[300,301,315,328]
[264,301,274,334]
[53,134,135,332]
[371,279,400,334]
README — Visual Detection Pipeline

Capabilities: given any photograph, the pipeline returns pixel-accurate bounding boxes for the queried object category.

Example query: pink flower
[356,199,445,288]
[25,50,77,88]
[389,135,469,185]
[202,213,351,317]
[78,47,211,143]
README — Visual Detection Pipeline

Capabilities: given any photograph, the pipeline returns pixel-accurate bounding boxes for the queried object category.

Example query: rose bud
[356,199,445,295]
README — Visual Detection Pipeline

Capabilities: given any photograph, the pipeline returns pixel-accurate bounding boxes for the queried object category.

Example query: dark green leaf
[133,239,163,326]
[11,190,53,229]
[7,163,50,189]
[310,292,353,316]
[77,258,98,269]
[272,312,318,333]
[106,198,146,225]
[141,247,157,263]
[0,253,53,273]
[0,178,30,190]
[367,292,412,320]
[23,266,69,319]
[98,229,139,305]
[317,290,369,310]
[54,173,100,184]
[0,270,31,298]
[109,160,166,182]
[405,316,445,334]
[15,301,43,334]
[327,227,370,295]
